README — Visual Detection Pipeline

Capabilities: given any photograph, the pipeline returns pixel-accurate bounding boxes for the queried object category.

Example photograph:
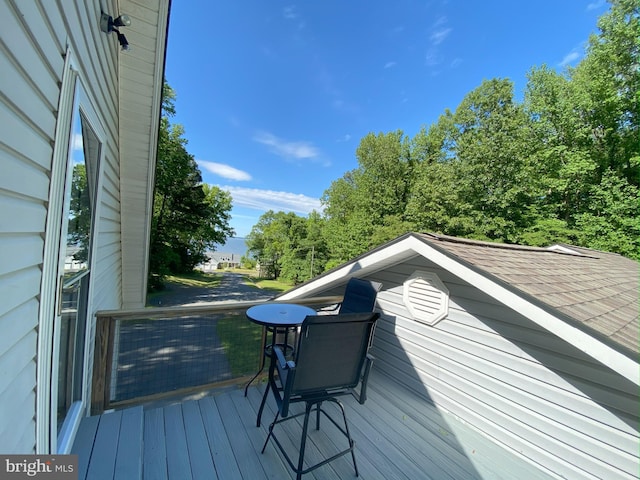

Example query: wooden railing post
[91,314,115,415]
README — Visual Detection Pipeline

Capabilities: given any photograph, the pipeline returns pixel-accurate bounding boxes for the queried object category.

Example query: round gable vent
[403,271,449,326]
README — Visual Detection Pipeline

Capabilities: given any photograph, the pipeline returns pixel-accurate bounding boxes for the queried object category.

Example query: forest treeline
[246,0,638,282]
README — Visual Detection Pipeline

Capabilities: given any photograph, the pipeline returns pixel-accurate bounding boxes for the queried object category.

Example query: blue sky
[164,0,609,238]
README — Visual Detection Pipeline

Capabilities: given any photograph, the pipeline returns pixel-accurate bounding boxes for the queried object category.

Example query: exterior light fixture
[100,13,132,51]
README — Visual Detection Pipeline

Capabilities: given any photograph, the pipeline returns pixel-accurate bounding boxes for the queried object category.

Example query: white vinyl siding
[0,0,60,453]
[368,257,639,480]
[1,0,167,454]
[0,0,122,453]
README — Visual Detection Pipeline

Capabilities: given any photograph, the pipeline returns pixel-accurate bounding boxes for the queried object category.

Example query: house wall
[0,0,123,453]
[358,258,638,479]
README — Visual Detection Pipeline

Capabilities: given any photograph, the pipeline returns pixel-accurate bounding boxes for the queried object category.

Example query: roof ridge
[420,232,593,257]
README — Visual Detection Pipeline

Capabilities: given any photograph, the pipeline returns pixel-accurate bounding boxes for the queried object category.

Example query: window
[403,271,449,326]
[55,85,102,441]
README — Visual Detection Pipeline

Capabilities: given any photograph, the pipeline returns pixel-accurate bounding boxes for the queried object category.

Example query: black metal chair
[338,277,382,314]
[261,312,380,479]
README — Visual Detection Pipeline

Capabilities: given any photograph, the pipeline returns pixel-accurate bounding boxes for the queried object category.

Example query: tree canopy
[148,83,234,289]
[319,0,639,262]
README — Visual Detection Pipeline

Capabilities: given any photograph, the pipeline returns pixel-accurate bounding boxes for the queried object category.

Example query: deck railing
[91,296,341,414]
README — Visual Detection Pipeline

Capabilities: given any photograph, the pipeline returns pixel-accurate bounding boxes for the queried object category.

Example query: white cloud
[220,185,322,214]
[283,5,305,30]
[384,61,397,69]
[253,131,320,160]
[433,16,448,28]
[283,5,298,20]
[559,50,580,67]
[198,160,252,181]
[425,48,440,67]
[425,17,452,68]
[430,28,452,45]
[586,0,605,11]
[71,132,83,151]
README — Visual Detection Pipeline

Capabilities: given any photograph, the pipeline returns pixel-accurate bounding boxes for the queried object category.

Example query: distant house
[198,252,242,271]
[278,232,639,479]
[0,1,170,454]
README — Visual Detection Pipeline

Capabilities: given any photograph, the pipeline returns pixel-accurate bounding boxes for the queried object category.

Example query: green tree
[246,211,291,279]
[149,83,234,288]
[68,164,91,262]
[322,131,413,264]
[575,0,639,183]
[407,79,539,242]
[574,170,640,258]
[522,0,639,255]
[321,172,374,267]
[246,210,328,282]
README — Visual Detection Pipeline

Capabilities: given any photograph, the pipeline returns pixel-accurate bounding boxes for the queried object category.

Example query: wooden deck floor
[72,370,555,480]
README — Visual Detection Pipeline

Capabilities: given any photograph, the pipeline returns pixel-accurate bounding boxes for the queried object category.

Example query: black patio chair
[261,311,380,479]
[319,277,382,315]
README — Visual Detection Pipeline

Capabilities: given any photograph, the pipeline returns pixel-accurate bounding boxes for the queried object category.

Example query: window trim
[37,46,106,454]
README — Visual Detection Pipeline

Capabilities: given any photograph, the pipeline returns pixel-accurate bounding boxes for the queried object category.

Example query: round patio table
[245,303,316,426]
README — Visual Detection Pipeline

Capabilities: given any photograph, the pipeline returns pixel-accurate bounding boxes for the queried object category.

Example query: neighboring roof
[278,232,639,384]
[204,252,242,263]
[418,233,639,356]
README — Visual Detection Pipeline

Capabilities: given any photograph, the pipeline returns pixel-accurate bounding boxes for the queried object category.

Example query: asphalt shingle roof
[418,233,639,356]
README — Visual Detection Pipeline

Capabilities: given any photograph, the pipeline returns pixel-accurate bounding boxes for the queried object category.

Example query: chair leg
[261,411,279,454]
[256,381,271,427]
[335,400,359,477]
[262,400,359,478]
[315,402,322,430]
[296,403,314,480]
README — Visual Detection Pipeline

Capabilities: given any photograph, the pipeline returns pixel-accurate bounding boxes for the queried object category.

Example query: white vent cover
[403,271,449,326]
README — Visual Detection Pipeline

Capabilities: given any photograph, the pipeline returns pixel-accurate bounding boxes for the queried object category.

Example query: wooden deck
[72,370,555,480]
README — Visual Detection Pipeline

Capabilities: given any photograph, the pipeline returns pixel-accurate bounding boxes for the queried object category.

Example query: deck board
[198,396,243,479]
[215,390,279,479]
[86,410,121,480]
[163,403,193,479]
[182,401,216,479]
[142,408,167,480]
[72,413,100,480]
[114,407,143,479]
[73,370,557,480]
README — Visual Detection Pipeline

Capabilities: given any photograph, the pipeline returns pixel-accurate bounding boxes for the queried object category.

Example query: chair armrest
[355,353,375,404]
[274,346,295,383]
[273,347,296,370]
[272,346,296,417]
[317,302,341,314]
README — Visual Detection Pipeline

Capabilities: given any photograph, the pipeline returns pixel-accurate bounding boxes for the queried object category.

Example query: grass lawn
[216,314,264,376]
[165,271,223,287]
[242,275,292,293]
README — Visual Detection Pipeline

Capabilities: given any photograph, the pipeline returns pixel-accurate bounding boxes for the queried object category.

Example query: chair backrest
[291,312,379,396]
[338,277,382,314]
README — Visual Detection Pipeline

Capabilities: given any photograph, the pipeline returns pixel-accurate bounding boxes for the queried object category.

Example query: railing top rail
[95,295,343,320]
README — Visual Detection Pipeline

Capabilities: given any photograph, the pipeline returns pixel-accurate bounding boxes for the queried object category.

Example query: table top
[246,303,316,328]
